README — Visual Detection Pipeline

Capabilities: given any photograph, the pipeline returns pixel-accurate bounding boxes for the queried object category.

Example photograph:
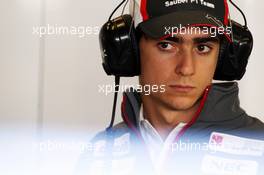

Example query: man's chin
[149,92,200,111]
[169,103,195,111]
[162,97,198,111]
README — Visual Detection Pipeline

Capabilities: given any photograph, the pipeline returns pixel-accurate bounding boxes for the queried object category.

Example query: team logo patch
[113,133,131,156]
[209,132,264,156]
[201,155,259,175]
[93,140,106,157]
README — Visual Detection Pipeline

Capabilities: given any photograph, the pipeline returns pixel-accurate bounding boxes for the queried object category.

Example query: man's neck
[141,96,201,141]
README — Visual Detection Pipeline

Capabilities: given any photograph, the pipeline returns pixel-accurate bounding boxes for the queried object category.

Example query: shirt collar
[139,104,187,144]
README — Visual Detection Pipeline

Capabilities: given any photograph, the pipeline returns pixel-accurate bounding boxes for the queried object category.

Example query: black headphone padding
[99,15,140,77]
[214,20,253,80]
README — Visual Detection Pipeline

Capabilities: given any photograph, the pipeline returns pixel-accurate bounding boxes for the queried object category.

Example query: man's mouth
[169,84,195,93]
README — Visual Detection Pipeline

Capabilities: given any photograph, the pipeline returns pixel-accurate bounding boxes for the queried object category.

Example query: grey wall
[0,0,263,174]
[1,0,262,136]
[0,0,264,138]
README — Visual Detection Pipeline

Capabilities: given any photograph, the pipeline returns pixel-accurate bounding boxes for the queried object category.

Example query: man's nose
[175,48,195,76]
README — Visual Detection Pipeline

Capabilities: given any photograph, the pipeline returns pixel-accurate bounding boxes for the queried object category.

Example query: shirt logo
[209,132,264,156]
[210,133,224,146]
[202,155,259,175]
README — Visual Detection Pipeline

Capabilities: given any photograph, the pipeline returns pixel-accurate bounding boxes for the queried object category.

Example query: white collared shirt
[138,105,187,173]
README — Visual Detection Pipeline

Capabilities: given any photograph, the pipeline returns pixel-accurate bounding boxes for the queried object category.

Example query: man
[76,0,264,174]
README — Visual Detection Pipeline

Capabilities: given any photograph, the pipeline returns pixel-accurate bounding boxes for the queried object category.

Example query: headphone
[100,14,140,77]
[99,0,253,81]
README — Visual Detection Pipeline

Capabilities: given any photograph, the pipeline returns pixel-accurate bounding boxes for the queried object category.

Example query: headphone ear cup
[124,16,141,75]
[99,15,140,77]
[214,21,253,81]
[214,38,230,80]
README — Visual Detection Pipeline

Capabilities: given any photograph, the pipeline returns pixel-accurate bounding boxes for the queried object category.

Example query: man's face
[139,32,220,110]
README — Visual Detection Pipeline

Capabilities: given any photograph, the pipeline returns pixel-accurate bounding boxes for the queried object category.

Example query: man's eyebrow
[163,37,180,43]
[162,36,219,44]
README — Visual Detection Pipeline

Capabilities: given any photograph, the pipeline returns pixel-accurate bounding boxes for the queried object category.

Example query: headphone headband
[99,1,253,81]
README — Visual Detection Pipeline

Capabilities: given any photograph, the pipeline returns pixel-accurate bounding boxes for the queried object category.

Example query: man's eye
[196,45,211,54]
[158,42,174,51]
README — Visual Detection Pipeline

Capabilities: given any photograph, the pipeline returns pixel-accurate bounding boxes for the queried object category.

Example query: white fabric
[129,0,143,27]
[138,105,187,174]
